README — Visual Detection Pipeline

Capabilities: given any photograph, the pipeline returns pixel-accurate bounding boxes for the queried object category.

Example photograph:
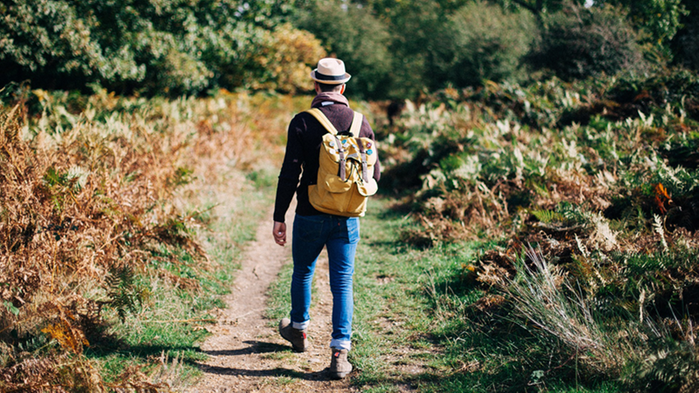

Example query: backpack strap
[347,112,367,180]
[349,111,363,137]
[305,108,364,137]
[306,108,338,135]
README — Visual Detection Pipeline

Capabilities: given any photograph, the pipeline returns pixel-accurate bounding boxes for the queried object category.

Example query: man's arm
[272,116,304,245]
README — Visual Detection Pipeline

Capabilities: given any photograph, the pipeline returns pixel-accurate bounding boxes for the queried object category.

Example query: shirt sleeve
[273,116,304,223]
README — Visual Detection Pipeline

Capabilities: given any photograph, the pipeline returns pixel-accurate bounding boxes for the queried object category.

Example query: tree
[434,2,538,88]
[295,0,542,97]
[530,3,647,80]
[295,0,394,99]
[671,1,699,70]
[0,0,318,95]
[598,0,686,44]
[494,0,586,16]
[596,0,687,61]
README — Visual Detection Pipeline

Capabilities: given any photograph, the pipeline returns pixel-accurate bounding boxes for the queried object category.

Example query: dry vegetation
[0,87,301,391]
[380,69,699,390]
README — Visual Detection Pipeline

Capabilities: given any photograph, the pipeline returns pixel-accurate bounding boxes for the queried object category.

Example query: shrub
[601,0,687,60]
[674,17,699,71]
[531,4,648,80]
[0,0,308,96]
[244,24,326,94]
[436,2,538,88]
[0,87,296,389]
[296,0,395,99]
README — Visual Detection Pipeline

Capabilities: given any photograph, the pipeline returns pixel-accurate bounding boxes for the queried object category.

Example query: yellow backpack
[306,108,378,217]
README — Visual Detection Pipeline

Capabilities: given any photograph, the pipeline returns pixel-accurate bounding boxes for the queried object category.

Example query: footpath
[187,207,357,392]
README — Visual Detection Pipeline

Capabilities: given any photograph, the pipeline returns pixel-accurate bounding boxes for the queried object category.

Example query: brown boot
[329,348,352,379]
[279,318,308,352]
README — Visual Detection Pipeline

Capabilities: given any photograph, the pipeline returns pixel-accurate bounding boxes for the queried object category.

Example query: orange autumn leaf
[654,183,671,214]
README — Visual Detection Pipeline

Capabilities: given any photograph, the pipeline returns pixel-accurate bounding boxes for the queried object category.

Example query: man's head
[310,58,350,94]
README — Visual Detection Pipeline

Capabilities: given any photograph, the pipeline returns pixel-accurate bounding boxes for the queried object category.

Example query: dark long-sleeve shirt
[273,92,381,223]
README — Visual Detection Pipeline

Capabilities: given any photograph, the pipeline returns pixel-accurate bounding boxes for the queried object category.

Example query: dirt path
[187,209,357,392]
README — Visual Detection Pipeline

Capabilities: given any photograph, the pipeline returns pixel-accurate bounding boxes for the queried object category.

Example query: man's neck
[311,92,349,108]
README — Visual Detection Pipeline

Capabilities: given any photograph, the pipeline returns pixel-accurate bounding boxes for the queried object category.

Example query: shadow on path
[201,340,286,357]
[198,364,328,381]
[197,340,331,381]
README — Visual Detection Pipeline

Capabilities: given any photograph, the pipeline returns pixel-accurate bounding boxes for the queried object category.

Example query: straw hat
[310,58,351,84]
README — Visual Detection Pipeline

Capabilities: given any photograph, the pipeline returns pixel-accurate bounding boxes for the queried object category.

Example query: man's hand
[273,221,287,246]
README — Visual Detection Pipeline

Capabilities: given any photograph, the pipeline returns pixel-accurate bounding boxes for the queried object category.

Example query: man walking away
[272,57,381,379]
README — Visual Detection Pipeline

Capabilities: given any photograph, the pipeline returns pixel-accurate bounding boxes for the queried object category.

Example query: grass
[266,263,294,323]
[265,197,634,392]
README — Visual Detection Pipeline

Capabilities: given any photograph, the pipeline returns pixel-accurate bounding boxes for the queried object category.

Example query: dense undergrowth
[379,68,699,391]
[0,86,302,391]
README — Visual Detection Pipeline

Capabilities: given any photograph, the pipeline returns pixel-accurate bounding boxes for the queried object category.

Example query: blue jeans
[290,213,360,350]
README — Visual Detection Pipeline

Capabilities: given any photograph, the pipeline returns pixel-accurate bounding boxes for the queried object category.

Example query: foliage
[2,0,696,98]
[0,86,298,390]
[434,2,538,88]
[530,3,648,80]
[600,0,688,55]
[373,0,450,98]
[497,0,585,15]
[105,266,147,323]
[0,0,320,95]
[297,0,538,98]
[244,24,326,94]
[296,0,394,99]
[506,246,625,373]
[671,1,699,71]
[293,0,692,95]
[376,67,699,390]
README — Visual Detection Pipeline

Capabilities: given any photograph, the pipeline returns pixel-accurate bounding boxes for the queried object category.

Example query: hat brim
[310,70,351,85]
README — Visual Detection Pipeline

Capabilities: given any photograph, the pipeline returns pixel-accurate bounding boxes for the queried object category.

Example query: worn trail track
[187,209,356,392]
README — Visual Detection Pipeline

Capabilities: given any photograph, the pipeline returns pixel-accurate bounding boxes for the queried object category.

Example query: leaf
[3,300,19,316]
[531,209,565,224]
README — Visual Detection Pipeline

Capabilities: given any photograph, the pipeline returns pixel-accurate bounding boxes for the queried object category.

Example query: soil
[186,209,357,392]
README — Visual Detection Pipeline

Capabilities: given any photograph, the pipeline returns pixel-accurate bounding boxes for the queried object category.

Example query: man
[272,58,380,379]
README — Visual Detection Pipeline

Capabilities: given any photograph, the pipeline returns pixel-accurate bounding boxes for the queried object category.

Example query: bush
[435,2,538,88]
[531,4,648,80]
[673,16,699,70]
[296,0,395,99]
[244,24,326,94]
[0,0,311,96]
[601,0,687,60]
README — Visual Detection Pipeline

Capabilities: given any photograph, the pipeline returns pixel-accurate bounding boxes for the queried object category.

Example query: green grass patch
[261,196,629,392]
[266,262,294,322]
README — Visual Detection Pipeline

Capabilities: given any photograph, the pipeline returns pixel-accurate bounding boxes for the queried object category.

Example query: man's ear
[340,84,346,94]
[314,81,321,94]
